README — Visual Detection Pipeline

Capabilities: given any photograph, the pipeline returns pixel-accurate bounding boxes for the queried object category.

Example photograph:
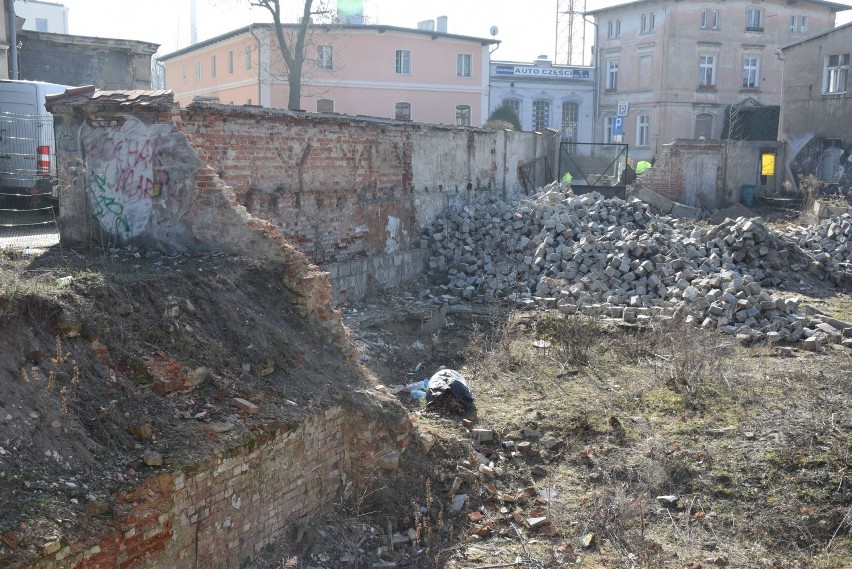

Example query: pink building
[161,23,498,126]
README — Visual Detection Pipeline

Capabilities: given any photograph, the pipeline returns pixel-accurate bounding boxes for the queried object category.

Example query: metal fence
[0,112,59,250]
[559,142,630,198]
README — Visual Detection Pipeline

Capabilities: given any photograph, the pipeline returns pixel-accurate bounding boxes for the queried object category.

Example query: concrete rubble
[423,183,852,346]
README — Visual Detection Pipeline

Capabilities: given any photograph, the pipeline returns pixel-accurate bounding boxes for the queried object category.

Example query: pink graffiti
[85,130,169,199]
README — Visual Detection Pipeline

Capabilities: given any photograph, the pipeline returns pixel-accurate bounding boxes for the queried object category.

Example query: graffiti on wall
[82,117,175,240]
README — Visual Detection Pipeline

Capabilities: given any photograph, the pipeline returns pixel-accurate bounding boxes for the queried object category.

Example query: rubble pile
[424,183,852,345]
[788,213,852,283]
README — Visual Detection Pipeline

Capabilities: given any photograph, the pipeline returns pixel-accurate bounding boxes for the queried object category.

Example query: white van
[0,79,71,206]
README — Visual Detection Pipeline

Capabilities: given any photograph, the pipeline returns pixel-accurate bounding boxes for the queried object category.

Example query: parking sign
[617,101,629,116]
[613,115,625,135]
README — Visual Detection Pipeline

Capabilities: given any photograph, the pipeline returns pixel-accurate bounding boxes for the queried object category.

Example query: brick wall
[32,407,414,569]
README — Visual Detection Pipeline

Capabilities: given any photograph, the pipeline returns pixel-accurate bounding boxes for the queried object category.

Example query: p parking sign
[612,115,625,135]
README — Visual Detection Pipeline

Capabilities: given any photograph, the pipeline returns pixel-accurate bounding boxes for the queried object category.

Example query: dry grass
[427,306,852,568]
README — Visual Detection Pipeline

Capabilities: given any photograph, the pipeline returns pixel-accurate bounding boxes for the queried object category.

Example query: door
[683,154,718,208]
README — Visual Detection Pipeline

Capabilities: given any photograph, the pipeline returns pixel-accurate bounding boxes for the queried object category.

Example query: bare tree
[248,0,324,110]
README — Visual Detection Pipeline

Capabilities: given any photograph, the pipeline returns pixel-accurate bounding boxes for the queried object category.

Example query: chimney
[437,16,448,33]
[417,19,435,31]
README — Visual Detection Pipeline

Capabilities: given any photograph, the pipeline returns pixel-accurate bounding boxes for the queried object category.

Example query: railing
[559,142,630,199]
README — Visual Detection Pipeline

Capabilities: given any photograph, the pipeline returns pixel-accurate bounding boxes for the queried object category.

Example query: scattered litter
[425,369,473,411]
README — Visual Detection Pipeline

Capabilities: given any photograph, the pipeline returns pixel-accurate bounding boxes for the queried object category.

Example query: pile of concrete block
[788,213,852,284]
[423,183,851,345]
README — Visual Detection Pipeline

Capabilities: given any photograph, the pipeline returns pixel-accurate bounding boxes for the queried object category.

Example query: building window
[317,45,333,70]
[639,54,653,90]
[561,102,579,141]
[641,12,655,33]
[824,53,850,94]
[456,105,471,126]
[457,54,472,77]
[699,55,716,88]
[607,19,621,38]
[245,45,252,69]
[395,50,411,74]
[317,99,334,113]
[532,100,550,131]
[395,102,411,120]
[743,57,760,88]
[227,50,234,73]
[789,15,808,33]
[636,115,649,146]
[211,55,217,78]
[605,116,614,143]
[503,98,521,123]
[695,113,713,139]
[35,18,48,32]
[195,60,202,81]
[606,59,618,91]
[746,8,763,31]
[700,9,719,29]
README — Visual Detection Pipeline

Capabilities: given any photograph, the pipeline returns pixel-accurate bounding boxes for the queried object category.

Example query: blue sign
[612,115,625,135]
[494,65,591,79]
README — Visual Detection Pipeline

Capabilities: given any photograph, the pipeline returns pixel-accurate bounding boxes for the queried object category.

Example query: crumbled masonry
[424,182,852,345]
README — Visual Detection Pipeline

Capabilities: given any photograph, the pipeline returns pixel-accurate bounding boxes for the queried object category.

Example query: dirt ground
[1,210,852,568]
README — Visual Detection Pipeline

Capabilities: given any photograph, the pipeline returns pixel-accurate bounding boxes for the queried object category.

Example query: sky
[29,0,852,65]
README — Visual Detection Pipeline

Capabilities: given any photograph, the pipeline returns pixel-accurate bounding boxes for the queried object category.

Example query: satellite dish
[489,25,499,36]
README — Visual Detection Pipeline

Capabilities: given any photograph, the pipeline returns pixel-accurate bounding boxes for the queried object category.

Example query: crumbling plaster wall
[18,31,158,89]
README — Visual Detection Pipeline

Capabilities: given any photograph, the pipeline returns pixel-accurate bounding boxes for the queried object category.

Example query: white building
[14,0,68,34]
[489,56,595,143]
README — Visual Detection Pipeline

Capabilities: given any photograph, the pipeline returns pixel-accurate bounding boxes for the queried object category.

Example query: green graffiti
[89,168,132,239]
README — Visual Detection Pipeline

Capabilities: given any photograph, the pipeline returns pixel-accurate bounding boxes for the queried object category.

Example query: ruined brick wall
[32,407,413,569]
[178,106,415,265]
[176,104,545,301]
[636,140,724,209]
[178,104,543,266]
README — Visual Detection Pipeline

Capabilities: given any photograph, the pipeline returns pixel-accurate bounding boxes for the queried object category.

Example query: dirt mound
[0,247,373,567]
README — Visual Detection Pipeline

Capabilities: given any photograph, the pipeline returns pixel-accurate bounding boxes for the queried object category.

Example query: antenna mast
[190,0,198,45]
[555,0,587,65]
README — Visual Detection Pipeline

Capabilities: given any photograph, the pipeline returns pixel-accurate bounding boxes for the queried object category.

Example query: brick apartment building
[587,0,850,161]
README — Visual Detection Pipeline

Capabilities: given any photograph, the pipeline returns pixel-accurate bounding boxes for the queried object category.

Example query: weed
[536,312,606,366]
[18,335,81,425]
